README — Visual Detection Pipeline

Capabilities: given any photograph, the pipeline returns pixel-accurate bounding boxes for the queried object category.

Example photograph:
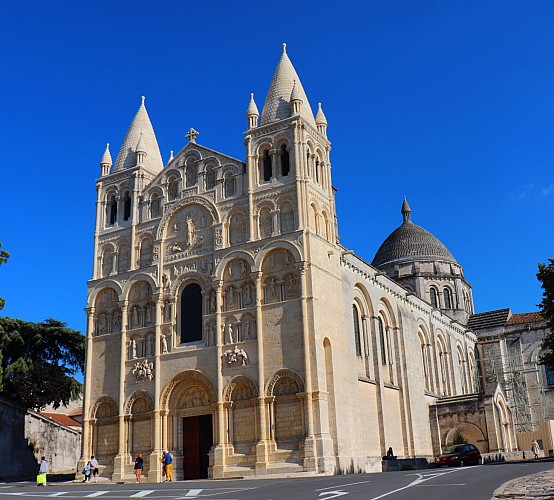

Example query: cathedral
[82,45,519,481]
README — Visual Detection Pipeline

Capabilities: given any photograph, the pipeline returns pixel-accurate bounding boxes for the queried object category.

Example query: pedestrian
[386,447,394,459]
[163,450,173,482]
[82,461,92,482]
[532,439,541,459]
[37,456,49,486]
[134,454,144,483]
[90,455,99,482]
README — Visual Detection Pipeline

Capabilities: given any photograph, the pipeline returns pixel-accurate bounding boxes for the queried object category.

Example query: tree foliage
[538,258,554,370]
[0,242,9,310]
[0,317,84,409]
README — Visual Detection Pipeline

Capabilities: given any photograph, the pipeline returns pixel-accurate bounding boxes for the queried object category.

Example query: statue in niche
[286,275,296,296]
[98,313,107,335]
[228,285,235,304]
[227,323,234,344]
[200,214,207,229]
[173,221,179,233]
[162,273,169,290]
[145,304,153,324]
[268,277,277,298]
[275,378,296,396]
[186,217,195,246]
[132,306,139,327]
[284,251,291,266]
[241,261,247,276]
[164,301,172,321]
[243,320,251,340]
[161,334,168,354]
[214,229,222,248]
[147,336,155,356]
[209,292,216,313]
[130,339,137,359]
[243,284,251,305]
[113,310,121,332]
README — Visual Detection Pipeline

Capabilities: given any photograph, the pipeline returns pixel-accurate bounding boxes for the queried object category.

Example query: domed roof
[372,198,456,268]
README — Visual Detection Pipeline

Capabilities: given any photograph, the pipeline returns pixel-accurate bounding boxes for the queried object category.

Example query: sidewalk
[492,468,554,499]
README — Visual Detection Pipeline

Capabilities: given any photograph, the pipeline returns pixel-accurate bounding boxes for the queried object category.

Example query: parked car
[435,444,482,467]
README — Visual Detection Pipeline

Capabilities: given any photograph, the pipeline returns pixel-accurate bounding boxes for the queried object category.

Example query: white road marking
[48,493,68,497]
[184,490,203,497]
[85,492,111,497]
[319,491,349,499]
[316,481,371,491]
[130,491,155,498]
[370,468,463,499]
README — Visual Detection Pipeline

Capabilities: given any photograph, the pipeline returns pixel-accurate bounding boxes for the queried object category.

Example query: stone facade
[82,45,514,481]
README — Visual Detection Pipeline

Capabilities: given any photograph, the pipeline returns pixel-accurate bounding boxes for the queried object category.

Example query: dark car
[436,444,482,467]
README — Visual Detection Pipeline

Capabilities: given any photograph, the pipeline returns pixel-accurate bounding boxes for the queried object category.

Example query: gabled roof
[113,97,164,174]
[41,412,81,427]
[506,312,545,326]
[260,44,315,127]
[467,309,511,330]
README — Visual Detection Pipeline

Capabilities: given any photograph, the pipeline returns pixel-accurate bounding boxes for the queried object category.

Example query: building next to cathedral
[83,44,528,482]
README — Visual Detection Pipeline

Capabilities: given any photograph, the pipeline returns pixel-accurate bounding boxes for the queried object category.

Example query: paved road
[1,461,553,500]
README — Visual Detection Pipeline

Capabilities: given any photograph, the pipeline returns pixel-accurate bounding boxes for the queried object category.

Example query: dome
[372,198,456,268]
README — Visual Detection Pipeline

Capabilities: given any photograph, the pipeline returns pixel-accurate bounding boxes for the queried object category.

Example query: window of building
[378,317,387,364]
[150,193,161,218]
[205,165,216,190]
[168,177,178,200]
[430,288,438,308]
[180,283,203,343]
[123,192,131,221]
[186,159,198,187]
[224,172,236,197]
[263,150,272,181]
[353,305,362,356]
[107,194,117,225]
[281,144,290,177]
[443,288,452,309]
[545,365,554,386]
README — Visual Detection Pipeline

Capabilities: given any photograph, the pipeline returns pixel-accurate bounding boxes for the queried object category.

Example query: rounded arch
[90,395,117,420]
[266,369,305,397]
[121,273,158,299]
[161,370,217,411]
[215,250,256,279]
[183,148,202,163]
[170,271,209,298]
[163,168,182,180]
[124,390,154,415]
[223,376,259,402]
[445,422,486,449]
[157,197,220,240]
[221,163,240,177]
[90,285,121,309]
[255,240,303,269]
[377,297,398,329]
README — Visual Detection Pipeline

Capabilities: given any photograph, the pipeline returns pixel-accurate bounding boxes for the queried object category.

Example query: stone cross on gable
[186,128,199,143]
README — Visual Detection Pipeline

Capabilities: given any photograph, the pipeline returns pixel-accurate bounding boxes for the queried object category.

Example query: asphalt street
[1,461,553,500]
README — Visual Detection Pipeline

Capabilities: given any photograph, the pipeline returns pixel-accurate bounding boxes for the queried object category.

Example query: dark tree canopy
[538,258,554,370]
[0,242,9,311]
[0,317,84,409]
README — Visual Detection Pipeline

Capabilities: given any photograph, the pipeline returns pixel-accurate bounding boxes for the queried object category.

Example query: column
[371,315,387,457]
[149,296,164,482]
[78,307,95,472]
[112,302,128,481]
[254,272,269,473]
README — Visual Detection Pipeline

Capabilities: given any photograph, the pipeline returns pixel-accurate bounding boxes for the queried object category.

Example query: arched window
[205,165,216,190]
[545,365,554,386]
[353,305,362,356]
[139,239,153,267]
[150,193,161,218]
[168,177,178,200]
[378,317,387,365]
[281,144,290,177]
[123,192,131,221]
[315,159,320,183]
[443,288,452,309]
[263,150,272,182]
[224,172,236,197]
[419,331,431,391]
[430,287,438,308]
[180,283,203,343]
[107,194,117,225]
[186,159,198,187]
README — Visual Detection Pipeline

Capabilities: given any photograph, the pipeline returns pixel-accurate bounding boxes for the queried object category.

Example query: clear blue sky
[1,1,553,335]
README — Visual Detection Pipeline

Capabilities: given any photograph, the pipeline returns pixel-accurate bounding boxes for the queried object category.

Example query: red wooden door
[183,416,200,480]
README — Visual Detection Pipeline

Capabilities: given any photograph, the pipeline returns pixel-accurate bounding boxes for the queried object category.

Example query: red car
[436,444,482,467]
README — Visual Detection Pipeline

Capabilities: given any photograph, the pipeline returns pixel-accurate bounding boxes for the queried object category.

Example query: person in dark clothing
[134,454,144,483]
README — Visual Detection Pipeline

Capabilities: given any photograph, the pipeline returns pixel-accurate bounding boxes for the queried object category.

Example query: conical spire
[100,143,112,176]
[246,93,259,129]
[135,132,146,154]
[260,44,315,127]
[113,96,164,174]
[401,196,412,224]
[315,102,328,136]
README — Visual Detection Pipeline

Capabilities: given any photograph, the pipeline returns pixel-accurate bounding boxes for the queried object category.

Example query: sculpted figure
[146,304,153,324]
[131,339,137,359]
[241,261,247,276]
[244,284,251,304]
[227,323,234,344]
[161,334,168,354]
[268,277,277,298]
[186,217,195,246]
[132,306,139,327]
[243,320,250,340]
[209,291,216,312]
[113,310,121,332]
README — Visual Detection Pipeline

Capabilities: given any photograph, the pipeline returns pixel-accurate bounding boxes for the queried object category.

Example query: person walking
[532,439,541,459]
[37,457,49,486]
[90,455,99,482]
[163,451,173,482]
[82,461,92,483]
[134,454,144,483]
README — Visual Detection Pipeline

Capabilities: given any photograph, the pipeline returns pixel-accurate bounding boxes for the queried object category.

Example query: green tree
[0,317,84,409]
[538,258,554,370]
[0,242,9,310]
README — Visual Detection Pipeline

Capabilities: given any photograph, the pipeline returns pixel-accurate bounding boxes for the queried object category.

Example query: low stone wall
[382,458,431,472]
